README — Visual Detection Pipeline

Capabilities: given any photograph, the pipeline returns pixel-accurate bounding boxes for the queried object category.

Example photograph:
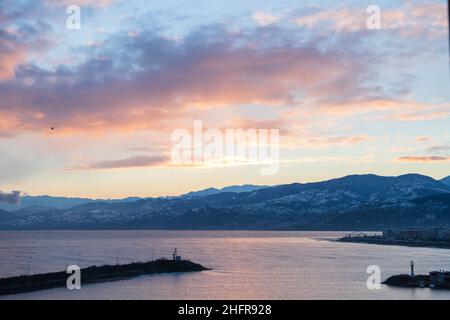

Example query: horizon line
[13,172,450,201]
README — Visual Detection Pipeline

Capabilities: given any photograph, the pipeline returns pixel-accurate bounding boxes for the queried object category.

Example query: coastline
[336,236,450,250]
[383,274,450,290]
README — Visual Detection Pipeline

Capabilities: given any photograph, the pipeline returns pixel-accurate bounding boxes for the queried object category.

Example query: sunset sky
[0,0,449,199]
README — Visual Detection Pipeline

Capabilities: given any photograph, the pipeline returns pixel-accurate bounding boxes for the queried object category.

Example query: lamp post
[116,249,122,265]
[77,252,82,267]
[27,256,32,276]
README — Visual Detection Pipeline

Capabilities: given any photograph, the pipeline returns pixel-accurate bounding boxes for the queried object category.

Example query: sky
[0,0,449,199]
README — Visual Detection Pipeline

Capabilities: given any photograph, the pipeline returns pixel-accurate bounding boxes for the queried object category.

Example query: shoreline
[0,259,209,296]
[383,274,450,290]
[336,236,450,250]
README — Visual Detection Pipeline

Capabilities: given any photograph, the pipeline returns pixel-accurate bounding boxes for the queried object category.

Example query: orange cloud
[0,51,25,80]
[0,3,447,147]
[0,14,53,81]
[416,136,431,142]
[0,26,369,137]
[0,112,21,136]
[305,136,370,146]
[0,30,28,81]
[314,98,450,121]
[397,156,450,162]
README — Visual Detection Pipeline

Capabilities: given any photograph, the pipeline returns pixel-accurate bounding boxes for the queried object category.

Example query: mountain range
[0,185,267,211]
[441,175,450,186]
[1,174,450,230]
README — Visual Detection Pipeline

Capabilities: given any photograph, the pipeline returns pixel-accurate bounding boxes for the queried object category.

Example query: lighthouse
[410,260,415,277]
[172,248,181,261]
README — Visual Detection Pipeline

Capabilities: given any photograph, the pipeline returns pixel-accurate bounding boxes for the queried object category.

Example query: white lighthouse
[410,260,415,277]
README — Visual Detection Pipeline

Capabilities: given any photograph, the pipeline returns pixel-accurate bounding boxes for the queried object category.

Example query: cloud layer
[0,0,448,192]
[0,25,371,136]
[398,156,450,162]
[72,155,170,170]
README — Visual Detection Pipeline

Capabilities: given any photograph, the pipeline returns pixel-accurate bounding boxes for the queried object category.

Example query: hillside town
[383,227,450,242]
[340,227,450,249]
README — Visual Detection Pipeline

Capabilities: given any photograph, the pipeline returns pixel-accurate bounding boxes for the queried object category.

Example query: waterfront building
[172,248,182,261]
[429,271,450,287]
[382,227,450,242]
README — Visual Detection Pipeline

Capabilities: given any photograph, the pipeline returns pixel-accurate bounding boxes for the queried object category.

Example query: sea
[1,230,450,300]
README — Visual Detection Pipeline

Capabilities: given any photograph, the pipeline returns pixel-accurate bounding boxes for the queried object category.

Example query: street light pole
[116,249,122,265]
[77,252,82,267]
[27,256,32,276]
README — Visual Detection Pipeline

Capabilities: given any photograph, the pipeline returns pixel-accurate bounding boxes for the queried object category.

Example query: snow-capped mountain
[1,174,449,230]
[180,184,267,198]
[0,195,145,211]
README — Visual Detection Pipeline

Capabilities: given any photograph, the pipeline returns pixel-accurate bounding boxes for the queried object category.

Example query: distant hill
[181,184,267,198]
[441,176,450,186]
[1,174,449,230]
[0,185,267,211]
[0,195,144,211]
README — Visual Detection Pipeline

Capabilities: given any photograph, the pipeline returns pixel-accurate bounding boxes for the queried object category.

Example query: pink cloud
[313,98,450,122]
[397,156,450,162]
[0,26,372,137]
[44,0,112,7]
[305,136,370,146]
[71,155,170,170]
[252,12,279,26]
[416,136,431,142]
[0,30,28,80]
[293,2,448,38]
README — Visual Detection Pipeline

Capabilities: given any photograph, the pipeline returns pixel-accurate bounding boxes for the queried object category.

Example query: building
[382,227,450,242]
[426,227,446,240]
[383,229,395,239]
[172,248,181,261]
[429,271,450,288]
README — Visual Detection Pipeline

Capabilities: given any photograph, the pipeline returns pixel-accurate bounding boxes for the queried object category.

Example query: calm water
[1,230,450,300]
